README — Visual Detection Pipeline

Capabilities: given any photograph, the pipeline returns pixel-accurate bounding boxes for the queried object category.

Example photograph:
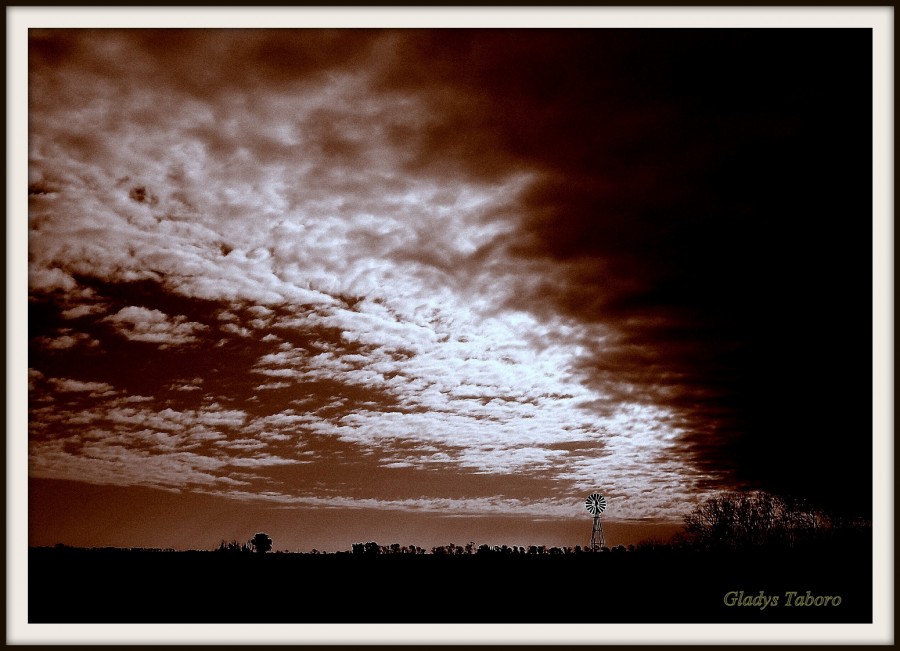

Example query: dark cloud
[29,28,384,97]
[372,29,874,516]
[529,31,873,516]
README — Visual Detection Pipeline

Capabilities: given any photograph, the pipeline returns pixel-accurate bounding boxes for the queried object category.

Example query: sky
[25,26,875,553]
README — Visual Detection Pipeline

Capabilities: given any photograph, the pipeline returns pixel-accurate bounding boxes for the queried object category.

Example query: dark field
[29,545,871,623]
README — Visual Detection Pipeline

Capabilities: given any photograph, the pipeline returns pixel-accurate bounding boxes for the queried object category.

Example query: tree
[250,532,273,554]
[683,491,837,550]
[217,539,251,553]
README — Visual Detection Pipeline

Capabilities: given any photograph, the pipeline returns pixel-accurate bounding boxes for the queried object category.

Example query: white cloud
[36,330,100,350]
[60,303,107,320]
[103,306,209,347]
[29,267,76,293]
[26,31,718,523]
[49,377,117,397]
[255,382,291,390]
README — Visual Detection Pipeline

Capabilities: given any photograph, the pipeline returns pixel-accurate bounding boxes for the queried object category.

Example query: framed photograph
[9,5,892,645]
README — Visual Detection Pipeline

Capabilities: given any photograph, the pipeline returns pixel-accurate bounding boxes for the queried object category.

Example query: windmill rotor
[585,493,607,516]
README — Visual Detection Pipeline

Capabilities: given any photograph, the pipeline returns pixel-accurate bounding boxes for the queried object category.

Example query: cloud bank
[28,29,873,524]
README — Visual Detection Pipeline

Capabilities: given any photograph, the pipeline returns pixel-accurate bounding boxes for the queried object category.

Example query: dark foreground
[29,546,871,623]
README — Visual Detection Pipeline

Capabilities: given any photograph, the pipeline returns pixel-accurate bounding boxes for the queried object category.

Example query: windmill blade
[585,493,607,515]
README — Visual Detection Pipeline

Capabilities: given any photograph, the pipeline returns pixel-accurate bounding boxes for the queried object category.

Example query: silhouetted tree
[217,539,251,553]
[250,532,273,554]
[683,491,846,550]
[350,541,384,555]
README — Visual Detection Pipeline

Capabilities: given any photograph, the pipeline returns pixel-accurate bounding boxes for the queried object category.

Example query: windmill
[585,493,607,551]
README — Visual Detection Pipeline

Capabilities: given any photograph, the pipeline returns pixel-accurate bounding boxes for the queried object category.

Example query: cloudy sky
[25,26,875,551]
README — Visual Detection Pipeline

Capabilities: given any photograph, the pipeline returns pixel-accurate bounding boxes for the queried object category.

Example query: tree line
[185,491,879,555]
[213,536,636,556]
[215,532,273,554]
[350,541,635,555]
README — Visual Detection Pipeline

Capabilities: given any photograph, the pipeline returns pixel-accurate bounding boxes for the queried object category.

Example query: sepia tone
[27,30,873,623]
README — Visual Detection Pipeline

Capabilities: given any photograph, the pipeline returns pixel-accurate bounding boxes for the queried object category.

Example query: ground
[29,543,871,624]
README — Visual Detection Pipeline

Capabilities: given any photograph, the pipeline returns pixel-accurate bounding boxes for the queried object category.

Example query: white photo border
[8,5,893,645]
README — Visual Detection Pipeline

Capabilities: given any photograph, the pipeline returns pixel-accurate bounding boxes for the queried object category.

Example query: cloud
[28,368,44,392]
[60,303,107,320]
[168,377,204,392]
[48,377,117,397]
[27,28,873,526]
[29,267,77,293]
[35,330,100,351]
[103,306,209,347]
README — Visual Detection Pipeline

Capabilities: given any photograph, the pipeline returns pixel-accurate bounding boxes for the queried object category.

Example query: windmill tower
[585,493,607,551]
